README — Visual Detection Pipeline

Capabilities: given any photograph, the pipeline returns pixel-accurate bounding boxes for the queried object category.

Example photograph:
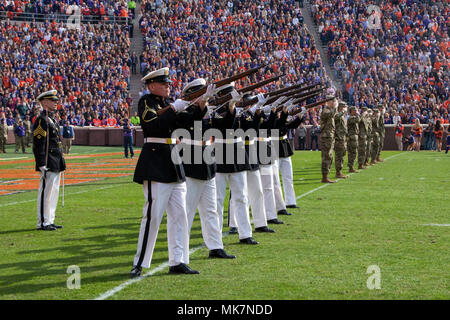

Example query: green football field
[0,145,448,300]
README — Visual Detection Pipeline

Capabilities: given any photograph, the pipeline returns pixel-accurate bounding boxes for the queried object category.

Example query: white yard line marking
[94,245,205,301]
[423,224,450,227]
[0,157,28,161]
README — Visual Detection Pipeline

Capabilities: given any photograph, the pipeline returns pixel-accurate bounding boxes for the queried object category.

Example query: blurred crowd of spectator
[138,0,332,126]
[0,0,131,20]
[311,0,449,125]
[0,19,131,128]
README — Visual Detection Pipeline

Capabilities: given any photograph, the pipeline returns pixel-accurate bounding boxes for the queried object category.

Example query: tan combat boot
[349,167,360,173]
[377,157,384,162]
[336,171,348,179]
[321,174,336,183]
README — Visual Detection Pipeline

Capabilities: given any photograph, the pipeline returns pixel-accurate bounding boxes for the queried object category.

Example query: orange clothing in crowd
[434,128,444,140]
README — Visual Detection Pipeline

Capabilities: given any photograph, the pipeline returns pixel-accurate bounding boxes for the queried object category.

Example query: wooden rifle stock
[182,64,267,101]
[289,96,336,116]
[212,75,281,106]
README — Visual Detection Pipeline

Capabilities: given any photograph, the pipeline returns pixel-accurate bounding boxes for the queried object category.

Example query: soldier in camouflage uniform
[370,109,381,165]
[320,95,338,183]
[376,104,385,162]
[357,106,368,170]
[334,101,348,179]
[24,115,32,147]
[0,118,7,153]
[364,109,373,167]
[347,106,360,173]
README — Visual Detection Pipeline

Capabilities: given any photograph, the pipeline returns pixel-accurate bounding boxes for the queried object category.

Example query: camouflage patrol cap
[377,103,384,108]
[348,106,357,112]
[361,106,368,111]
[338,100,348,108]
[373,108,379,114]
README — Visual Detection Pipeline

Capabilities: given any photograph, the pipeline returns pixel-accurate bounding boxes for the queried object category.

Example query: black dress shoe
[51,224,63,229]
[130,266,142,278]
[255,226,275,233]
[169,263,200,275]
[239,237,258,245]
[267,218,284,224]
[228,227,238,234]
[277,209,292,216]
[286,205,299,209]
[41,225,57,231]
[209,249,236,259]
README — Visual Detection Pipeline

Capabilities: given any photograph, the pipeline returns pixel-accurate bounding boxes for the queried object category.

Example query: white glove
[298,107,307,118]
[39,166,48,174]
[263,104,272,114]
[285,98,295,112]
[235,107,244,116]
[271,96,286,108]
[255,93,267,107]
[249,105,257,114]
[173,99,190,112]
[229,89,242,105]
[202,84,216,100]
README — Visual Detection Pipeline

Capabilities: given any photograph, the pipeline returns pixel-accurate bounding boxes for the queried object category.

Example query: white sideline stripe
[295,152,406,200]
[0,184,119,208]
[95,152,409,299]
[423,224,450,227]
[94,245,205,301]
[0,157,27,161]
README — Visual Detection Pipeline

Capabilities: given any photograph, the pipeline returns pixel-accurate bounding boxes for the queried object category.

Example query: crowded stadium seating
[138,0,332,125]
[0,0,130,21]
[0,19,131,127]
[311,0,449,124]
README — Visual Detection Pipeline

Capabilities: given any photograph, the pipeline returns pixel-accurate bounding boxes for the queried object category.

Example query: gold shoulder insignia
[33,120,47,139]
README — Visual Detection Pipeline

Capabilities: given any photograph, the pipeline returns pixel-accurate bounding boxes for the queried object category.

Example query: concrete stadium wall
[5,124,449,151]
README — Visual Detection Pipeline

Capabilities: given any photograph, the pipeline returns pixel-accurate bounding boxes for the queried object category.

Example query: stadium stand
[311,0,449,124]
[138,0,333,125]
[0,19,131,127]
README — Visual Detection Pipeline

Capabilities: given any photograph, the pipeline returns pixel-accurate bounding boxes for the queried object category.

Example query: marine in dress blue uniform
[130,68,204,277]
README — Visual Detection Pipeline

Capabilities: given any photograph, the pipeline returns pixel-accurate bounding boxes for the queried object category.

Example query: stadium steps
[129,1,144,113]
[300,0,344,93]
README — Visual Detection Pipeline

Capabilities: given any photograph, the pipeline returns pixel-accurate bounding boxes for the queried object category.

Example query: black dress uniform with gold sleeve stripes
[133,94,206,184]
[32,112,66,172]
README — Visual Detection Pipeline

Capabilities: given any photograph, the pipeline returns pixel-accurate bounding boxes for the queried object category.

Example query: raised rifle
[289,96,336,116]
[211,75,282,106]
[182,64,267,102]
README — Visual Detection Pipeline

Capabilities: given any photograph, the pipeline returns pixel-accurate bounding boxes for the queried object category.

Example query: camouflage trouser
[365,136,372,164]
[26,132,32,146]
[321,137,334,175]
[377,133,385,158]
[371,133,380,161]
[358,136,367,166]
[15,136,25,152]
[0,136,6,152]
[334,139,346,172]
[347,135,358,169]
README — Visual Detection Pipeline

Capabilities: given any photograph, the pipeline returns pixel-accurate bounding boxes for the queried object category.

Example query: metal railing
[0,10,129,25]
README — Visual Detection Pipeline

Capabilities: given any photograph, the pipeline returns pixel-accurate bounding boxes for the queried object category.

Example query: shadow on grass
[0,218,207,297]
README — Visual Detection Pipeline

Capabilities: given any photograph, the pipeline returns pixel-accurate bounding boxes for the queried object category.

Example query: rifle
[211,75,282,106]
[239,84,321,109]
[182,64,267,101]
[275,91,324,113]
[289,96,336,116]
[264,83,320,106]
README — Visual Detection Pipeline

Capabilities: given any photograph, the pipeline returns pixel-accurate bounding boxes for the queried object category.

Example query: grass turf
[0,146,448,299]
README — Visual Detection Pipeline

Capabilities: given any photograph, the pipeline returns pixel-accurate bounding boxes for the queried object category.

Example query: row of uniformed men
[0,115,33,153]
[130,68,306,277]
[319,93,386,184]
